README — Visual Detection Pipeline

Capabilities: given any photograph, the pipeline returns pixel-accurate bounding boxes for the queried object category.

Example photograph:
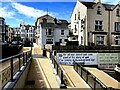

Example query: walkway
[24,43,59,89]
[85,67,120,89]
[61,65,90,89]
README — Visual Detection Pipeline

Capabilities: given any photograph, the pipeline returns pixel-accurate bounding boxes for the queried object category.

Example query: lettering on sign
[57,53,97,65]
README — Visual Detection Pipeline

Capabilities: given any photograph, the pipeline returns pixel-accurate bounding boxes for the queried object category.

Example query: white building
[35,14,69,49]
[19,23,35,43]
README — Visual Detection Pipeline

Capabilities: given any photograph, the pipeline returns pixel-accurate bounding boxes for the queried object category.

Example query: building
[71,0,120,46]
[0,17,5,43]
[8,27,14,43]
[35,14,69,49]
[19,23,35,43]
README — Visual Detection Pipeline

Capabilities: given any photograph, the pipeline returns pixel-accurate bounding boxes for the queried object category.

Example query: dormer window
[97,6,101,15]
[116,9,120,16]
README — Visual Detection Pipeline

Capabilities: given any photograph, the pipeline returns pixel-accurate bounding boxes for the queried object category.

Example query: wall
[71,0,87,45]
[87,3,108,45]
[13,61,31,88]
[56,52,120,69]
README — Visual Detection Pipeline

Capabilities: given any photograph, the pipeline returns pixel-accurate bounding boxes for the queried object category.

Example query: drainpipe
[108,11,111,46]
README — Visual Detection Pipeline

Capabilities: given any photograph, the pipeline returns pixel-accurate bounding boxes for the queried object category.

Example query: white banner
[57,53,98,65]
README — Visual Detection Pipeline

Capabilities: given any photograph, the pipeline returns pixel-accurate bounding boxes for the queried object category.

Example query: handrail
[74,62,109,89]
[0,50,31,63]
[1,50,32,89]
[51,55,66,88]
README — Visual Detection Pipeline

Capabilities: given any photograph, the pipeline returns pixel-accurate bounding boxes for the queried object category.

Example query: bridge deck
[25,43,59,88]
[85,67,120,89]
[61,65,90,89]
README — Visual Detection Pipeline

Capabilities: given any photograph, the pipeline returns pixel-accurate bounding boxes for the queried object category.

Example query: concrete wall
[13,61,31,88]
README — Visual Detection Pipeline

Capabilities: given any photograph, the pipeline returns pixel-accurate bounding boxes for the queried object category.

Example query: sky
[0,0,120,27]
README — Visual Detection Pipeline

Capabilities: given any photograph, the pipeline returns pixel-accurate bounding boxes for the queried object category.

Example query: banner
[57,53,98,65]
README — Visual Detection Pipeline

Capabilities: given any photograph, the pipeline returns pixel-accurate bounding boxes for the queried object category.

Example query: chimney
[94,0,101,3]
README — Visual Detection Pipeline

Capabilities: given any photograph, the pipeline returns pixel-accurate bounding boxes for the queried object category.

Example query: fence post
[60,70,66,88]
[94,77,96,90]
[86,71,88,83]
[23,53,25,66]
[19,55,21,71]
[10,57,14,81]
[57,64,58,75]
[26,52,27,63]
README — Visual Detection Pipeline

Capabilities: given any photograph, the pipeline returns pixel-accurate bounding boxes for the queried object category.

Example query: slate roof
[81,1,116,10]
[38,14,68,29]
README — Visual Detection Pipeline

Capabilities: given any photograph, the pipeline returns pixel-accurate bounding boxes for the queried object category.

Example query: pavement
[24,43,59,89]
[85,67,120,89]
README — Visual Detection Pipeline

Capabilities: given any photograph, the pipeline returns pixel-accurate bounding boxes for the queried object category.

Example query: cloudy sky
[0,0,120,27]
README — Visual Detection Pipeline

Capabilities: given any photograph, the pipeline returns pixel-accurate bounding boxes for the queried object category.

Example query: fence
[73,62,115,90]
[0,50,32,89]
[52,45,120,52]
[51,55,66,88]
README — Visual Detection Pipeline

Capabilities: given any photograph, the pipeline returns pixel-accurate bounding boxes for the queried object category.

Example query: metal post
[86,71,88,83]
[57,64,58,75]
[26,52,27,63]
[10,57,13,81]
[19,55,21,71]
[94,77,96,90]
[23,53,25,66]
[60,70,66,88]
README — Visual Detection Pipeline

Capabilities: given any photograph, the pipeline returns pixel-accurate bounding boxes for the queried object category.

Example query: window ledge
[95,29,104,31]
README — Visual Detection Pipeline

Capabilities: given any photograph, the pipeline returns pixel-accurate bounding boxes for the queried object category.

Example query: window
[97,6,101,15]
[116,9,120,16]
[74,25,77,33]
[78,12,80,20]
[0,21,2,25]
[96,36,104,45]
[59,39,62,43]
[95,20,103,30]
[75,14,76,20]
[115,22,120,32]
[46,28,53,35]
[115,36,120,45]
[81,36,83,45]
[64,39,67,42]
[61,30,64,35]
[46,39,53,44]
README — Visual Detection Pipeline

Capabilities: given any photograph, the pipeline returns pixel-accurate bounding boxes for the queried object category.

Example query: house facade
[35,14,69,49]
[71,0,120,46]
[19,23,35,43]
[0,17,5,43]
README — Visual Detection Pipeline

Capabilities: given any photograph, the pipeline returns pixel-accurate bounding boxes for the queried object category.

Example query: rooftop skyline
[0,0,120,27]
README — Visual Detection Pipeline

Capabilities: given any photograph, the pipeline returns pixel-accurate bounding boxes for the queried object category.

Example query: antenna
[47,8,48,15]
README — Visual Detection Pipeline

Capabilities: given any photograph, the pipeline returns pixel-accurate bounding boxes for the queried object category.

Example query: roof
[41,22,68,28]
[0,17,5,20]
[37,14,54,20]
[37,14,68,29]
[81,1,116,10]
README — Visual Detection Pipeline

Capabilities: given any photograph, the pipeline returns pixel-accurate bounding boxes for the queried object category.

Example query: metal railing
[51,55,66,88]
[0,50,32,88]
[73,62,116,90]
[52,45,120,51]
